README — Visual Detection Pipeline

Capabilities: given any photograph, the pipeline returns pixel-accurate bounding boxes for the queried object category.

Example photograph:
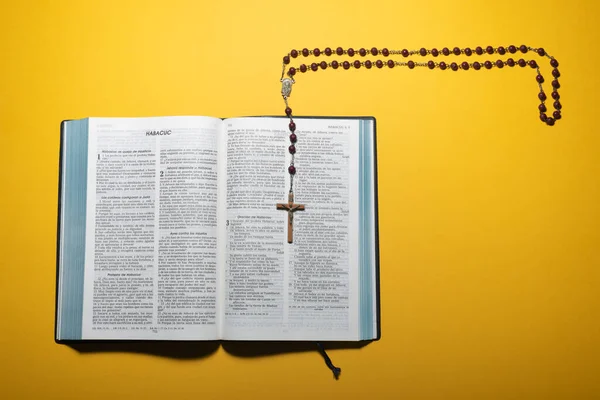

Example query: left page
[81,117,222,340]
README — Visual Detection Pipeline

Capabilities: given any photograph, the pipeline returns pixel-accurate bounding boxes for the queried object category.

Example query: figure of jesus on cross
[276,192,305,243]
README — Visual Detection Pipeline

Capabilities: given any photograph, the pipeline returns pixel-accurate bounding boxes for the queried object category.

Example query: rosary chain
[280,45,562,194]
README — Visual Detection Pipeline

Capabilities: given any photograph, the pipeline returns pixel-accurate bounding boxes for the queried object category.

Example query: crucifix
[276,192,305,243]
[277,45,563,244]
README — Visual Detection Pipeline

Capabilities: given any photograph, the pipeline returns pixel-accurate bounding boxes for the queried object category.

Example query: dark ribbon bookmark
[316,342,341,379]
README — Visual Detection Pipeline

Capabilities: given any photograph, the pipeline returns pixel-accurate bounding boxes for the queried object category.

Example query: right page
[222,117,378,341]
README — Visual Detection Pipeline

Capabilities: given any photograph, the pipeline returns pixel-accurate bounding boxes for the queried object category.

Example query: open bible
[56,116,379,341]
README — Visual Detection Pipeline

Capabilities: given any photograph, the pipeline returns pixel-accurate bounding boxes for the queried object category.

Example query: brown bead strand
[282,45,561,127]
[281,45,561,182]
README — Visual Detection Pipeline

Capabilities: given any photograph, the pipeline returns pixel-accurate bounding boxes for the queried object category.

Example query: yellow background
[1,0,598,398]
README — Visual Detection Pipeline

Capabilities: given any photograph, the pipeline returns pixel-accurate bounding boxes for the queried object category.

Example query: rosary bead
[528,60,537,68]
[486,46,494,54]
[288,165,296,175]
[371,47,378,56]
[401,49,409,57]
[408,61,415,69]
[382,48,390,56]
[365,60,372,69]
[540,113,548,122]
[537,48,546,56]
[354,60,362,69]
[336,47,344,56]
[450,62,458,71]
[291,49,298,58]
[324,47,332,56]
[552,90,560,100]
[289,121,296,132]
[302,48,309,57]
[376,60,384,68]
[431,48,439,57]
[289,133,297,143]
[553,110,562,120]
[343,61,351,70]
[428,60,435,69]
[299,64,307,73]
[311,63,318,71]
[496,60,504,68]
[473,61,481,70]
[539,103,547,113]
[420,48,428,56]
[464,47,472,56]
[498,46,506,55]
[288,67,296,76]
[283,55,290,64]
[285,107,292,116]
[538,92,547,101]
[313,48,321,56]
[484,60,493,69]
[553,100,562,110]
[442,47,450,56]
[552,79,560,89]
[546,117,555,126]
[518,59,527,67]
[461,61,469,70]
[320,61,327,69]
[475,46,484,55]
[453,47,461,55]
[552,68,560,78]
[508,45,517,54]
[519,45,528,53]
[536,74,544,83]
[331,60,339,69]
[359,48,367,56]
[507,58,515,67]
[347,48,355,57]
[439,61,447,70]
[289,145,296,154]
[550,58,559,68]
[387,60,395,68]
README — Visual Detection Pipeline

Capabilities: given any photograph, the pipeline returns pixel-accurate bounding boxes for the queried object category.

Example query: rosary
[277,45,562,243]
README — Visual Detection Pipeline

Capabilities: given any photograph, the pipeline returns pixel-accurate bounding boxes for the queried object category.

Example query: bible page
[81,117,222,340]
[221,117,362,341]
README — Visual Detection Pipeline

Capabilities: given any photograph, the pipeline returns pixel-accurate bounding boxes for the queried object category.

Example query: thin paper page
[81,116,222,340]
[222,117,360,341]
